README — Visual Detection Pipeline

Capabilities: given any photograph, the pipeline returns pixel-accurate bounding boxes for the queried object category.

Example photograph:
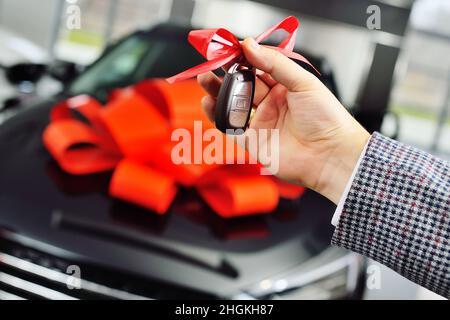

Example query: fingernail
[249,38,260,50]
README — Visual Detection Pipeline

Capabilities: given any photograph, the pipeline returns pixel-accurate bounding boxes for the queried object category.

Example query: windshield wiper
[52,210,238,279]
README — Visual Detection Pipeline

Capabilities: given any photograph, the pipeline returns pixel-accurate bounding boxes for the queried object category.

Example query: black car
[0,23,365,300]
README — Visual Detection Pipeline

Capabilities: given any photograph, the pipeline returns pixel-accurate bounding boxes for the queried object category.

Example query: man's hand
[198,38,370,204]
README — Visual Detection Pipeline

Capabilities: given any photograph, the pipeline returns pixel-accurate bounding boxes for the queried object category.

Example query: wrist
[316,125,370,204]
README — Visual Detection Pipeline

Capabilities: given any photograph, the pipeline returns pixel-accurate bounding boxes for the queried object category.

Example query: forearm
[331,132,450,298]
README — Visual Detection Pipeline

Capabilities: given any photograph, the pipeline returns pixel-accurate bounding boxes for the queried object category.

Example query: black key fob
[215,63,255,134]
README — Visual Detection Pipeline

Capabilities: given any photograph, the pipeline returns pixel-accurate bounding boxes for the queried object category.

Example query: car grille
[0,238,215,300]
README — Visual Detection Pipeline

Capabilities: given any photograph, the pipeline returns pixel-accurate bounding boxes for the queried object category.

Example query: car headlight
[234,248,365,300]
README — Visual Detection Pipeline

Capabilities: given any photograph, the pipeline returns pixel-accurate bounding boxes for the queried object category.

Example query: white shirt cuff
[331,136,371,226]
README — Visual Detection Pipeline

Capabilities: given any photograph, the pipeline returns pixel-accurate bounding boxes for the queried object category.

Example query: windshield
[67,31,205,101]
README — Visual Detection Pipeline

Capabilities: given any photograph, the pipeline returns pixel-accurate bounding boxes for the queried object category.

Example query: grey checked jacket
[332,132,450,298]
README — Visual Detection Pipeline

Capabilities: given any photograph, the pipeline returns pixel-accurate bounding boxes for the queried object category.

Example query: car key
[215,63,255,134]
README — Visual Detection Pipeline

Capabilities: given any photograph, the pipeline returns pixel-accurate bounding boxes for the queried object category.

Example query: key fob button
[234,82,252,96]
[233,96,249,110]
[229,95,251,128]
[229,110,248,128]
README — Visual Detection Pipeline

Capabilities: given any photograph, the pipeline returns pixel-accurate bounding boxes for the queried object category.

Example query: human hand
[198,38,370,204]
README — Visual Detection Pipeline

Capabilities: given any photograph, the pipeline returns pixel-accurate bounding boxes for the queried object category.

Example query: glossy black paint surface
[0,101,336,296]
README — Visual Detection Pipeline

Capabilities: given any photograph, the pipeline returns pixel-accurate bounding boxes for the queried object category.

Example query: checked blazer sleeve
[331,132,450,298]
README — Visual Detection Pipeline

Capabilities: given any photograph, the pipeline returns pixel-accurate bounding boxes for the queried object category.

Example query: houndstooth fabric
[332,132,450,298]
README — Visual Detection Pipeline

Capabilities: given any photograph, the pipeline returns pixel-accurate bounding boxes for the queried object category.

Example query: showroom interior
[0,0,449,301]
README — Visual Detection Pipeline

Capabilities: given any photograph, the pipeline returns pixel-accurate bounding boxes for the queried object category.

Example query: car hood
[0,100,337,297]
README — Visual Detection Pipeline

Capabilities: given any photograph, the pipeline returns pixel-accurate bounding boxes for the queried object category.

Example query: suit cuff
[331,134,371,226]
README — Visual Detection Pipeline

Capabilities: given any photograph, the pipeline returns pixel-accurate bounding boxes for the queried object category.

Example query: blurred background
[0,0,448,300]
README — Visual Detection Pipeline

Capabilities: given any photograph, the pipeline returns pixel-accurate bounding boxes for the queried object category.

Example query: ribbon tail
[110,160,178,214]
[274,179,306,199]
[267,46,321,75]
[197,167,279,218]
[286,51,321,75]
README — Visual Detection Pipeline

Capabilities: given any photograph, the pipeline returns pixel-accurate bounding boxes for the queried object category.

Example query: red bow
[43,80,305,217]
[166,16,316,83]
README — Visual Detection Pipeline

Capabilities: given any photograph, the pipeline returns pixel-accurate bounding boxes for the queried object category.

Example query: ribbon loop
[254,15,298,51]
[189,28,240,60]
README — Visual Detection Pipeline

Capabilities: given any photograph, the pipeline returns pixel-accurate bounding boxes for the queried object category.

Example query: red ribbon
[43,79,305,218]
[166,16,317,83]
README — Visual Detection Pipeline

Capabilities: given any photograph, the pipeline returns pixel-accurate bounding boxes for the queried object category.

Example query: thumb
[241,37,317,92]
